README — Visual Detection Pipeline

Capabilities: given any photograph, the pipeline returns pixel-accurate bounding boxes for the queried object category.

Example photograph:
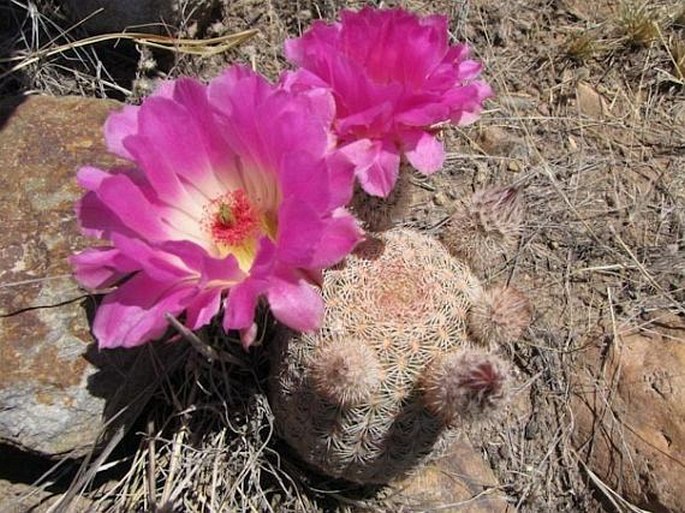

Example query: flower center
[203,189,269,270]
[209,190,258,246]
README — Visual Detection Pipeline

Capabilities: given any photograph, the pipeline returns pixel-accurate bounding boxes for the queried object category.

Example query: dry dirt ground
[0,0,683,512]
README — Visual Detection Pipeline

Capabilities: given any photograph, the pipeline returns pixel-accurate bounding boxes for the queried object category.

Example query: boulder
[0,95,185,458]
[572,311,685,513]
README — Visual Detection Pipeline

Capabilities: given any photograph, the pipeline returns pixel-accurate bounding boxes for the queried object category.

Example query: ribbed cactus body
[269,229,508,483]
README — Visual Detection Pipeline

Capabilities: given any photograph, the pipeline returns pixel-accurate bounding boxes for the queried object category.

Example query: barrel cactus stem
[440,186,523,272]
[269,229,492,483]
[349,165,416,232]
[308,338,383,406]
[421,350,511,425]
[468,285,533,347]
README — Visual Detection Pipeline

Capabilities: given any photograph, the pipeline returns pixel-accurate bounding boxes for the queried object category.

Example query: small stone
[507,160,523,173]
[298,9,313,21]
[478,126,528,159]
[433,191,448,206]
[575,82,607,118]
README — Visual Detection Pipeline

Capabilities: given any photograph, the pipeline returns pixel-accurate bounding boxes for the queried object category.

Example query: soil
[0,0,683,511]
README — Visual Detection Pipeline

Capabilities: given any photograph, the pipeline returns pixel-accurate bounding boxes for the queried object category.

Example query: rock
[575,82,606,118]
[507,160,523,173]
[389,438,511,512]
[0,479,94,513]
[63,0,217,35]
[433,191,448,206]
[477,126,528,159]
[572,311,685,513]
[0,95,186,457]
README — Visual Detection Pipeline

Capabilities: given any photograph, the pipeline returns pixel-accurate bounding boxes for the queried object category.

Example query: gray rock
[0,95,186,457]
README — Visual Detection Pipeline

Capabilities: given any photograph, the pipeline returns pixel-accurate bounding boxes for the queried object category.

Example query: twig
[164,313,244,366]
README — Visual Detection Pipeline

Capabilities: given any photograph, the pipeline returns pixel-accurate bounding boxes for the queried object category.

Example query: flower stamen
[202,189,265,270]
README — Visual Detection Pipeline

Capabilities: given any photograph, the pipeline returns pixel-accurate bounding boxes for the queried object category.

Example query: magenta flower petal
[69,247,137,289]
[104,106,138,160]
[223,278,265,333]
[185,289,222,330]
[401,130,445,175]
[311,208,364,268]
[109,235,196,283]
[265,274,324,333]
[93,273,195,349]
[284,7,492,197]
[448,80,493,126]
[92,174,172,240]
[340,138,400,197]
[324,151,357,207]
[73,65,363,349]
[103,81,175,160]
[77,165,111,191]
[276,198,325,267]
[279,151,335,213]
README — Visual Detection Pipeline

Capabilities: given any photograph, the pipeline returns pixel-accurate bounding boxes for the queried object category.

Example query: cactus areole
[269,229,516,483]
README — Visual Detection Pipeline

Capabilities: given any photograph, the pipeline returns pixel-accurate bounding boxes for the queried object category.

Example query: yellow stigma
[217,203,235,226]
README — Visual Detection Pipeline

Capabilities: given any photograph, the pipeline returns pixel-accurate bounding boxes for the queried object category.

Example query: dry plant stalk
[0,28,258,81]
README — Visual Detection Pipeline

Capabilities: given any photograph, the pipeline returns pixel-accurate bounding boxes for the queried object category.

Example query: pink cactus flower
[283,7,492,197]
[71,66,363,349]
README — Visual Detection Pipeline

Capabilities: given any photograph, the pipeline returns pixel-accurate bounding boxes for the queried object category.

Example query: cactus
[440,186,523,272]
[349,165,416,232]
[269,229,521,484]
[469,284,533,347]
[421,349,510,424]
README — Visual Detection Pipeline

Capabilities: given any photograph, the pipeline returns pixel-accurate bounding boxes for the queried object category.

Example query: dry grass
[616,1,662,48]
[2,0,683,512]
[0,0,258,100]
[667,36,685,82]
[564,31,601,63]
[0,0,134,98]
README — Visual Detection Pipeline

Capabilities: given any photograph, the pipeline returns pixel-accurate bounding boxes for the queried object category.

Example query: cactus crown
[319,229,478,358]
[470,186,522,236]
[308,338,383,406]
[421,350,510,424]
